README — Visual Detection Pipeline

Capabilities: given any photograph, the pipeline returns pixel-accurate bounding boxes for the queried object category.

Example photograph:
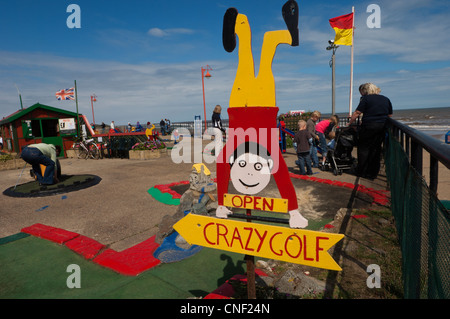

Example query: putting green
[3,174,101,198]
[0,234,246,299]
[147,187,180,205]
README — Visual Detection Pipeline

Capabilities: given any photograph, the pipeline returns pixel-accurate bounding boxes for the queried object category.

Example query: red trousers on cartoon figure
[216,107,298,211]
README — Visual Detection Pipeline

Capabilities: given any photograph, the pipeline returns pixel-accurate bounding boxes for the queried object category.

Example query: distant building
[0,103,80,158]
[289,110,305,115]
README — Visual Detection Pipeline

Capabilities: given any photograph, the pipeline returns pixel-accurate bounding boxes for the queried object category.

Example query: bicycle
[74,138,101,159]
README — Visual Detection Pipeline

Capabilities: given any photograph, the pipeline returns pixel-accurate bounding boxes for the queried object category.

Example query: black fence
[169,119,230,136]
[385,118,450,299]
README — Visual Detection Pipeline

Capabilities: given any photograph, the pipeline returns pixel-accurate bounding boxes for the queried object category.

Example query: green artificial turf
[0,234,245,299]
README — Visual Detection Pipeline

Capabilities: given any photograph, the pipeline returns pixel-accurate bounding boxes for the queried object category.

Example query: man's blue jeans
[21,147,56,185]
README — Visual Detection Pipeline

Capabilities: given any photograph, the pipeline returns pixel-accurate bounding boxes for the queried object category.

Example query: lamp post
[90,94,97,125]
[201,65,212,134]
[326,40,339,115]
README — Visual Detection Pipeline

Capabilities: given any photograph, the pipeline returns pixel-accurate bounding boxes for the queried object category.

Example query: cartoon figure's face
[230,152,273,195]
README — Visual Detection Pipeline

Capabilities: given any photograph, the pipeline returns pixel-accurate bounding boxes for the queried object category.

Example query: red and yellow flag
[329,12,354,46]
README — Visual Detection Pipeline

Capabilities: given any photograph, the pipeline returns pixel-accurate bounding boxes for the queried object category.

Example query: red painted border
[288,172,390,206]
[154,175,390,207]
[153,180,189,199]
[21,223,161,276]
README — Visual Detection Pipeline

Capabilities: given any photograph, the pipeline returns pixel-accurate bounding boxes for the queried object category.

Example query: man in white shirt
[21,143,62,185]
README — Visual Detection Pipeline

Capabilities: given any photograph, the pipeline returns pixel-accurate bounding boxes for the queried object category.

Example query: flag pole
[74,80,80,137]
[14,84,24,110]
[349,6,355,116]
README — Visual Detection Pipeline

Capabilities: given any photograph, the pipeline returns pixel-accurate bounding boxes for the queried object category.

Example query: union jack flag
[55,88,75,100]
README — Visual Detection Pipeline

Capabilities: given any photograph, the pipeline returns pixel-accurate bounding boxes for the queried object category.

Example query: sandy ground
[420,155,450,201]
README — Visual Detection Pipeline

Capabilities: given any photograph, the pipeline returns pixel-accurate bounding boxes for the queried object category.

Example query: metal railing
[385,118,450,299]
[388,118,450,194]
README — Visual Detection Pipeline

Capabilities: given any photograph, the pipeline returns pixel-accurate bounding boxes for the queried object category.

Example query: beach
[422,156,450,201]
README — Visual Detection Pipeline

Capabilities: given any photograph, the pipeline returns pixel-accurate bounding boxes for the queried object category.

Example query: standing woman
[349,83,393,179]
[211,104,225,158]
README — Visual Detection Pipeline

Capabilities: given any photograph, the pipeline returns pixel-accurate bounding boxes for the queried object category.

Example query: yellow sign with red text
[223,193,288,213]
[173,213,344,271]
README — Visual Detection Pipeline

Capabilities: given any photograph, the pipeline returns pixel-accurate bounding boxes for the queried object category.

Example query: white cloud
[295,0,450,64]
[147,27,195,37]
[0,50,233,124]
[148,28,167,37]
[1,43,448,125]
[353,0,450,63]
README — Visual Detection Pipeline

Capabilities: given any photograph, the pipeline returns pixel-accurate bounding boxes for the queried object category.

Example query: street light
[326,40,339,115]
[90,94,97,125]
[201,65,212,134]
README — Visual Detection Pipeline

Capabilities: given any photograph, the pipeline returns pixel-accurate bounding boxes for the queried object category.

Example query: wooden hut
[0,103,80,158]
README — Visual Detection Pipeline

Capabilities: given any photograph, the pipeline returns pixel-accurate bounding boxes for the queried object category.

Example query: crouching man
[21,143,62,185]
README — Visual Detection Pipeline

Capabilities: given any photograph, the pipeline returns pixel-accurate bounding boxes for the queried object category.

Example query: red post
[201,65,212,134]
[90,95,97,125]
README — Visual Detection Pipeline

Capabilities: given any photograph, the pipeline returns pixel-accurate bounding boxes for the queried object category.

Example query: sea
[325,106,450,143]
[390,107,450,142]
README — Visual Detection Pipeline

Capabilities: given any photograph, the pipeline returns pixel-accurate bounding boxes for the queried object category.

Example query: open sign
[223,193,288,213]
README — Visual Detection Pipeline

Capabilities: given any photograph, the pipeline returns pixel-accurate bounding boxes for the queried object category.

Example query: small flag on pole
[55,88,75,100]
[329,13,354,46]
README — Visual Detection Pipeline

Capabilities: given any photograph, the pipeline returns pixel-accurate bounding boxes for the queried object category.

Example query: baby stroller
[319,126,357,175]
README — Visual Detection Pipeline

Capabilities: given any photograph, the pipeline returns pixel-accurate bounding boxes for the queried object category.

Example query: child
[306,110,321,167]
[315,115,338,166]
[294,120,313,175]
[327,131,336,150]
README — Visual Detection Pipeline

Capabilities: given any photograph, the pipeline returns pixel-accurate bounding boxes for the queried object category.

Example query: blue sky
[1,0,449,124]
